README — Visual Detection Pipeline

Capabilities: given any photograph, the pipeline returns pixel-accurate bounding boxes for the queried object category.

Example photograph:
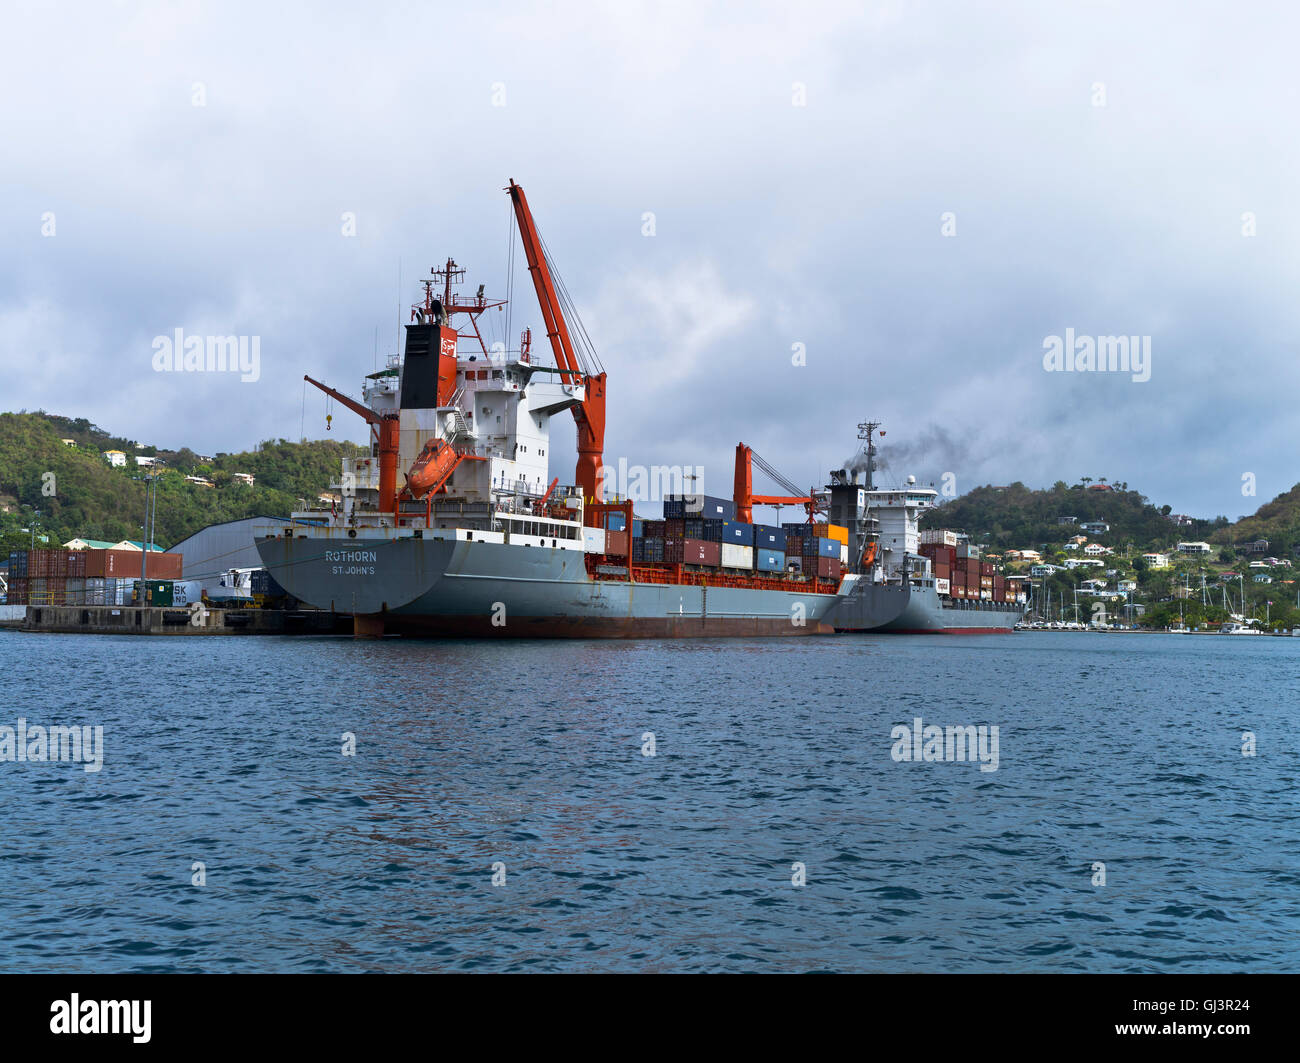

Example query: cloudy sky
[3,0,1297,519]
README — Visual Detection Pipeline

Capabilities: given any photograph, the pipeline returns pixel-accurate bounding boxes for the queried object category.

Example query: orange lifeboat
[405,439,465,499]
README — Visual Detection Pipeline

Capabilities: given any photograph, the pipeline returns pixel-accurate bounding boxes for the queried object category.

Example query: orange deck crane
[304,374,401,515]
[507,179,607,525]
[733,443,820,524]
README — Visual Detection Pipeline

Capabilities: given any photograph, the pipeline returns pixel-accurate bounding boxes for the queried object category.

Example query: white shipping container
[721,544,753,570]
[920,529,959,547]
[839,543,849,564]
[581,527,606,554]
[935,578,950,595]
[171,580,202,606]
[980,589,991,600]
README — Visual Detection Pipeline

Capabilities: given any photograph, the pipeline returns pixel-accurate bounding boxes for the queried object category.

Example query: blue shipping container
[817,537,839,558]
[669,493,735,521]
[755,548,785,573]
[753,525,783,549]
[721,521,753,545]
[604,512,627,532]
[632,518,643,538]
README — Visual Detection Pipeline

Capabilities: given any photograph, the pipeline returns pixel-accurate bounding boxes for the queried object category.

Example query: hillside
[921,480,1233,553]
[1209,482,1300,554]
[0,412,364,551]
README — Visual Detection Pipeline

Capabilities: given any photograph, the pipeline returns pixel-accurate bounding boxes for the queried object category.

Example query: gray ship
[256,182,857,638]
[822,423,1024,633]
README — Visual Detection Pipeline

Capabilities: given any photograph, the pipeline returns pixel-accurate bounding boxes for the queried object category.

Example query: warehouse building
[169,516,291,594]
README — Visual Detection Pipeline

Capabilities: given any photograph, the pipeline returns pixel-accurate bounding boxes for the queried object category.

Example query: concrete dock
[9,604,352,635]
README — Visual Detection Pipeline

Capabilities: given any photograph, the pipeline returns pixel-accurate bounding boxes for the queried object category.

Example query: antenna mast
[857,421,882,490]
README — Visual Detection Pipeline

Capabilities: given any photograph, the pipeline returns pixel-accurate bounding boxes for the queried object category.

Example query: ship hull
[828,580,1023,633]
[255,533,846,638]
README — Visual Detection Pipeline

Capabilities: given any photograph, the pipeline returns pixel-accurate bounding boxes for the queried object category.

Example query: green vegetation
[1210,481,1300,556]
[0,412,364,552]
[921,480,1229,551]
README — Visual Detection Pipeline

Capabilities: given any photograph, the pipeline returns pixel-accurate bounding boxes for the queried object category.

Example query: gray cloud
[3,1,1297,519]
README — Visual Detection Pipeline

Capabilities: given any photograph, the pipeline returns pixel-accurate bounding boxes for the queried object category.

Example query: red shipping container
[664,538,720,566]
[88,549,183,580]
[664,519,685,538]
[980,561,994,577]
[814,556,842,578]
[605,530,629,556]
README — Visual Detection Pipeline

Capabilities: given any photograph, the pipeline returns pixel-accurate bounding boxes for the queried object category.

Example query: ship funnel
[400,321,458,409]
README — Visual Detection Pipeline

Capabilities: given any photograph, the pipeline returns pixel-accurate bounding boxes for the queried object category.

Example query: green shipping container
[143,579,173,606]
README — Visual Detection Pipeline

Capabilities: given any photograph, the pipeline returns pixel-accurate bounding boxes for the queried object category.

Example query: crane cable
[538,231,604,377]
[751,448,804,498]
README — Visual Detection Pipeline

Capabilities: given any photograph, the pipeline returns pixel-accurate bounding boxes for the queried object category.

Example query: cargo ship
[255,181,861,637]
[823,424,1025,633]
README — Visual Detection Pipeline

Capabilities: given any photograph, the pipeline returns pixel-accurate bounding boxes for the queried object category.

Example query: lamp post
[133,464,164,604]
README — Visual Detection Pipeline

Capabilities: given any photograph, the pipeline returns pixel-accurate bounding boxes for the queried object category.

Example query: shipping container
[666,493,735,521]
[935,577,951,595]
[814,556,842,579]
[825,524,849,545]
[920,543,958,568]
[664,538,720,566]
[632,538,645,563]
[86,549,184,580]
[920,529,959,547]
[755,548,785,573]
[839,543,849,564]
[582,527,606,553]
[689,494,734,521]
[641,538,665,563]
[816,537,839,559]
[753,525,784,549]
[143,580,174,606]
[631,518,643,538]
[683,519,724,542]
[664,518,685,538]
[980,561,995,577]
[605,530,629,556]
[721,521,754,545]
[604,512,626,532]
[721,544,754,570]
